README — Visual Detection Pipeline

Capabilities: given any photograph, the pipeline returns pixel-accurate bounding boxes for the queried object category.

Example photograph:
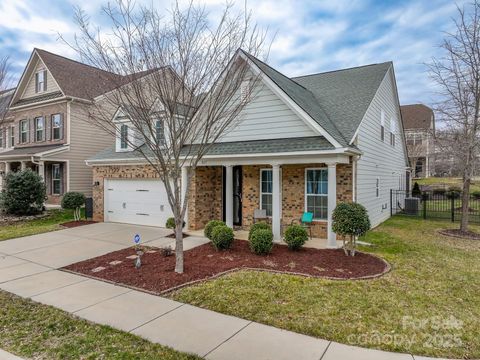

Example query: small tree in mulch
[332,202,371,256]
[61,192,86,221]
[1,170,46,215]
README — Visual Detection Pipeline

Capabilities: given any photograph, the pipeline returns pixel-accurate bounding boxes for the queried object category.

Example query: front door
[233,166,242,226]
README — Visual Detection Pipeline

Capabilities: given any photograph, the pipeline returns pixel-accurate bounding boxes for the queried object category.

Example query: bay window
[305,168,328,220]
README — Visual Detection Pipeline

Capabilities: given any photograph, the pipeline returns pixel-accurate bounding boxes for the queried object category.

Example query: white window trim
[120,124,129,150]
[304,167,328,221]
[35,70,45,93]
[259,168,273,217]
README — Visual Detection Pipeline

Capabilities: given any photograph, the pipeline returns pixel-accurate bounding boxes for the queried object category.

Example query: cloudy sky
[0,0,468,105]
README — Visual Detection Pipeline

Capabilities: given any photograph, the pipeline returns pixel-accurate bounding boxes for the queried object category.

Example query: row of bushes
[203,219,309,255]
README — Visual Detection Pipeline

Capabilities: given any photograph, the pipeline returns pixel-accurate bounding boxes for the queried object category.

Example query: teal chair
[291,212,314,239]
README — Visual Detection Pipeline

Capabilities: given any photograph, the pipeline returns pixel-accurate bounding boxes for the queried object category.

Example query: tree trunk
[174,221,184,273]
[460,173,471,232]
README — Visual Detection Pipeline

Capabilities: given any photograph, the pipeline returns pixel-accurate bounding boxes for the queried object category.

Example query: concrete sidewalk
[0,224,448,360]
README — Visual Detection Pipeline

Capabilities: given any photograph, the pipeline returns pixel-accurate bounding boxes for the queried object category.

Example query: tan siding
[67,102,115,196]
[21,59,61,99]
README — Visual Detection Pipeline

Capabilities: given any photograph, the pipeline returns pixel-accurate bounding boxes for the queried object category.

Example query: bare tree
[0,56,13,124]
[65,0,268,273]
[428,1,480,233]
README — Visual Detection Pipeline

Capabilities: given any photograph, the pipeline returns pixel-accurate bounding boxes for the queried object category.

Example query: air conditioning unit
[405,197,420,215]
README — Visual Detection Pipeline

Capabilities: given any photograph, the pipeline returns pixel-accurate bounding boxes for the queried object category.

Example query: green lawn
[0,291,200,360]
[415,176,480,192]
[0,209,77,242]
[172,216,480,358]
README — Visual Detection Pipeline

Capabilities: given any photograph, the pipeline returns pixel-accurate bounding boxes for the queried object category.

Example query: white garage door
[104,179,173,227]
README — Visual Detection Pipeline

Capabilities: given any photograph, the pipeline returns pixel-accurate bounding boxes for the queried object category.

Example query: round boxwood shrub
[1,170,46,215]
[166,217,175,229]
[248,222,270,240]
[249,228,273,255]
[211,225,234,250]
[332,202,370,256]
[284,224,308,250]
[204,220,225,240]
[61,192,86,221]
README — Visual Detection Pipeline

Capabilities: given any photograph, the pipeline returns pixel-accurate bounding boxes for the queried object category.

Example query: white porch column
[225,165,233,228]
[271,164,282,241]
[181,166,189,229]
[20,161,26,171]
[38,161,45,181]
[327,162,337,248]
[4,162,9,174]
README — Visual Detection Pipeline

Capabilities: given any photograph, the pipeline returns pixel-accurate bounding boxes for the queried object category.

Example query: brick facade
[92,161,353,239]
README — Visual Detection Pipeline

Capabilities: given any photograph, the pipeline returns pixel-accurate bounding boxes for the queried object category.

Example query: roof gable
[293,62,392,144]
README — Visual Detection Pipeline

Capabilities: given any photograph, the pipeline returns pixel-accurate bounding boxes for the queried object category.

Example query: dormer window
[35,70,46,93]
[120,124,128,149]
[155,119,165,145]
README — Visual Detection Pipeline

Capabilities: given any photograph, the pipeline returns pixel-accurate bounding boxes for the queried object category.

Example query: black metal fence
[391,189,480,223]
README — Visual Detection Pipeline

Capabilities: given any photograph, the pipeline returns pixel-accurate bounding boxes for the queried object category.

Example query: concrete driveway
[0,222,207,272]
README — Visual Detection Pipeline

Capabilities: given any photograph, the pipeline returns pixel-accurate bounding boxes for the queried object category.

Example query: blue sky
[0,0,467,105]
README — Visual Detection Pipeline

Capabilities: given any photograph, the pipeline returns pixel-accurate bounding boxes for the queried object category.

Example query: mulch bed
[61,220,97,228]
[438,228,480,240]
[166,232,190,239]
[63,240,389,294]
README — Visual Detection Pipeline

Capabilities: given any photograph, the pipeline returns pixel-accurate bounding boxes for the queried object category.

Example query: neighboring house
[0,88,15,190]
[87,51,408,244]
[0,48,145,204]
[400,104,436,178]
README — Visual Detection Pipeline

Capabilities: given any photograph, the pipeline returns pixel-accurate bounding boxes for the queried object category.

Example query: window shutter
[43,70,48,91]
[28,118,32,143]
[46,115,51,141]
[18,122,21,143]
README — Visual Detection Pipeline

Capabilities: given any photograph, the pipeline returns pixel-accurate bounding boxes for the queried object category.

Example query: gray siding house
[87,50,409,241]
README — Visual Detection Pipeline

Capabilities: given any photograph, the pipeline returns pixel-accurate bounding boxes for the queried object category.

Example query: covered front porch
[0,145,69,204]
[183,150,356,249]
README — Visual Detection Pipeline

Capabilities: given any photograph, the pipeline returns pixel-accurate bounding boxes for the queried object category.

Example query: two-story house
[0,49,126,204]
[400,104,436,178]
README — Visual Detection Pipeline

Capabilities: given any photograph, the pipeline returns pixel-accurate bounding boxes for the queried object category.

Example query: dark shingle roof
[400,104,434,130]
[293,62,392,143]
[0,144,66,158]
[0,88,14,118]
[89,136,335,162]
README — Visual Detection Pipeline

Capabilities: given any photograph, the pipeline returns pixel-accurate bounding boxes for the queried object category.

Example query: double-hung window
[35,117,44,141]
[0,128,3,148]
[155,119,165,146]
[52,114,62,140]
[52,164,62,195]
[20,120,28,143]
[120,124,128,149]
[10,126,14,147]
[305,169,328,220]
[260,169,273,216]
[35,70,46,93]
